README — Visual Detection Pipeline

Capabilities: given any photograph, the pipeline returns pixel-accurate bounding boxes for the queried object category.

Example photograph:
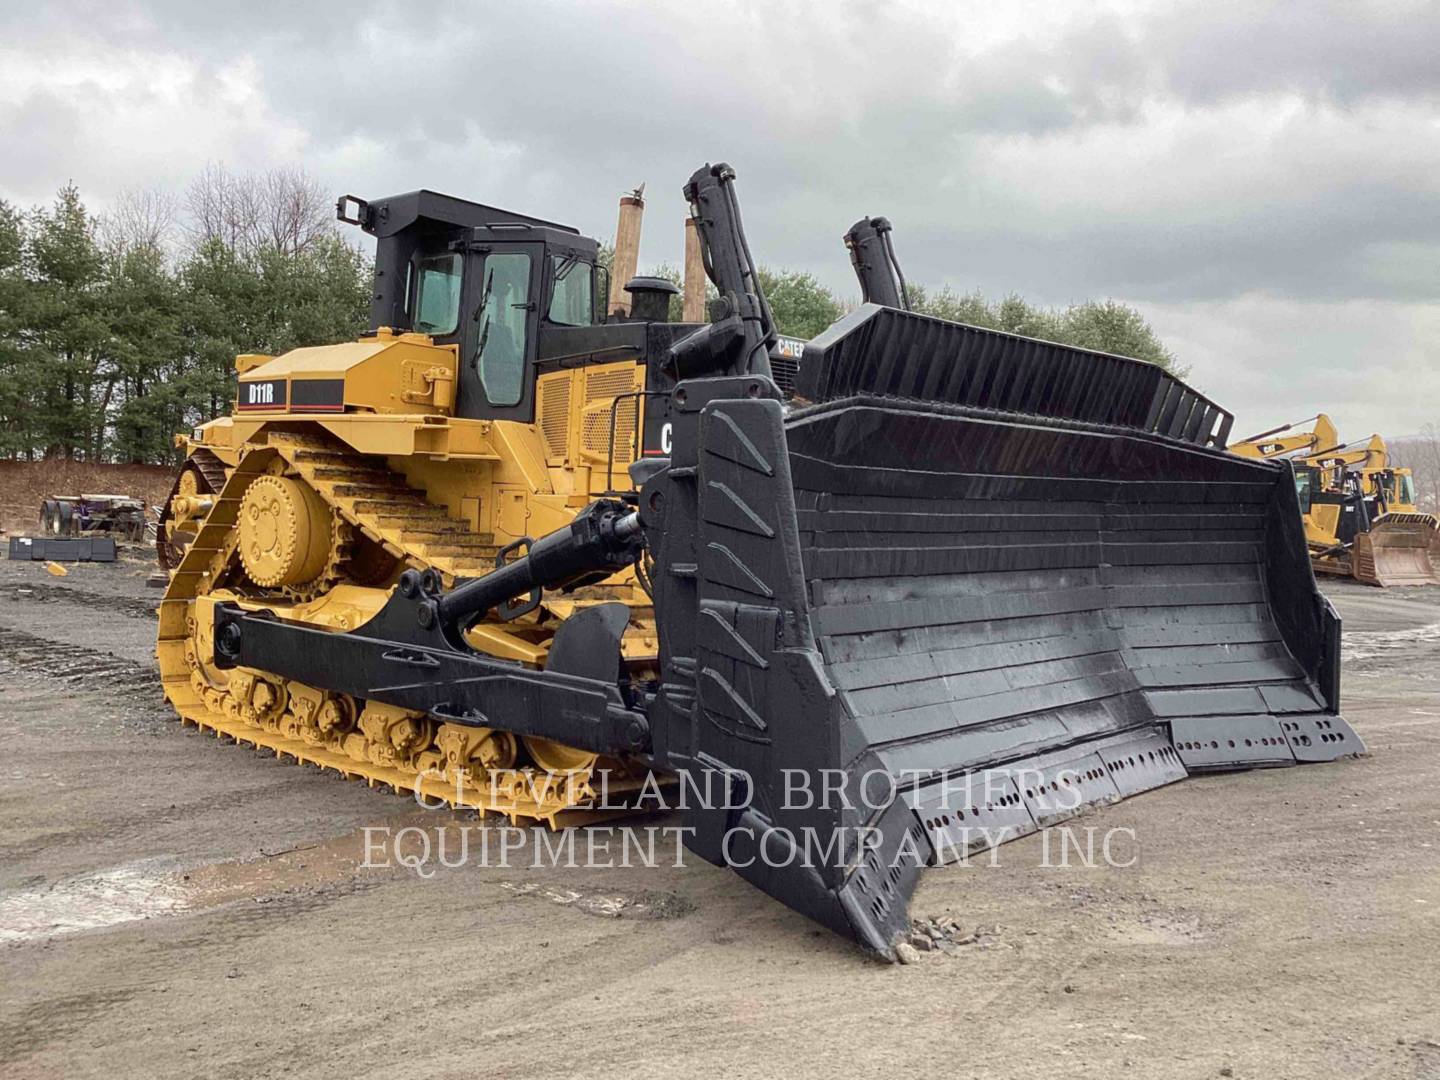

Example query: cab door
[457,240,544,421]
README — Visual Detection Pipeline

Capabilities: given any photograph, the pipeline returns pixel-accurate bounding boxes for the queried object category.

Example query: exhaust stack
[607,186,645,317]
[683,217,707,322]
[625,276,679,323]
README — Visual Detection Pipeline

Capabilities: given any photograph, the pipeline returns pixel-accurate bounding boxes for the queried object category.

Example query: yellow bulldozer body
[158,330,658,825]
[151,167,1365,959]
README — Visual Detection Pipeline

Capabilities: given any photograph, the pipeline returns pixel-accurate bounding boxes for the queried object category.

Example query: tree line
[0,169,369,465]
[0,173,1179,466]
[640,265,1181,372]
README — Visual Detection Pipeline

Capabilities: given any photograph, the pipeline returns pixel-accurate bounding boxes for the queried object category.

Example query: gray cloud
[1147,1,1440,107]
[2,0,1438,436]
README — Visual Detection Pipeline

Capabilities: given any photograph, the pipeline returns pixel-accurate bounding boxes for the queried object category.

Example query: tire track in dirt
[0,987,140,1064]
[0,774,314,865]
[1,580,159,619]
[0,624,159,693]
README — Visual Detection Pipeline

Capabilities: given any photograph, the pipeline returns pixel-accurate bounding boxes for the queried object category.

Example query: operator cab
[1372,468,1417,511]
[1294,464,1317,514]
[1309,468,1370,544]
[338,190,612,423]
[338,176,798,459]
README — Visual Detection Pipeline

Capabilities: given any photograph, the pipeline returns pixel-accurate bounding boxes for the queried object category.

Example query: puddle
[176,827,376,907]
[1341,620,1440,663]
[0,866,189,944]
[0,824,412,946]
[0,824,695,944]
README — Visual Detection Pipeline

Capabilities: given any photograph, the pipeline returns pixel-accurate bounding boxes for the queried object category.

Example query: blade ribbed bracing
[796,304,1234,449]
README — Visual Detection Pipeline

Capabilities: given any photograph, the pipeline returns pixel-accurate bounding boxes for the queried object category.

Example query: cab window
[1401,473,1417,505]
[414,253,462,336]
[475,252,532,407]
[1294,468,1314,513]
[548,254,594,326]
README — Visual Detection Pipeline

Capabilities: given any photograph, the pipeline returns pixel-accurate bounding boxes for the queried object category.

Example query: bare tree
[185,161,251,254]
[184,163,333,259]
[1420,423,1440,513]
[260,166,331,256]
[99,186,179,257]
[1388,424,1440,513]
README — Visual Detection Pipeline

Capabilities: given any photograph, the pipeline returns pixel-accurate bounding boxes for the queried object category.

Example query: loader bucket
[1351,513,1440,587]
[642,304,1361,959]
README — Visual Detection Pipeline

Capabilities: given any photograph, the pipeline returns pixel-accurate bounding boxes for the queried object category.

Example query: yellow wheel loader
[1231,419,1440,586]
[158,162,1360,960]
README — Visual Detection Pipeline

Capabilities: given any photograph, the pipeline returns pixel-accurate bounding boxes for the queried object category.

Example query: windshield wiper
[473,268,495,361]
[476,315,491,360]
[473,268,495,322]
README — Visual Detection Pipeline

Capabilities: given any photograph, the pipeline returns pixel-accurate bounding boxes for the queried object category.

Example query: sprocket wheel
[238,474,333,588]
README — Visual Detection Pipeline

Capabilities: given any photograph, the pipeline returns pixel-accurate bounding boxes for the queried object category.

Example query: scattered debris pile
[896,916,1006,962]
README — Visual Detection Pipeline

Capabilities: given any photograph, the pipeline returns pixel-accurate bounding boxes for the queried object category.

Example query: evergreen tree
[0,200,30,457]
[25,184,111,458]
[108,242,185,462]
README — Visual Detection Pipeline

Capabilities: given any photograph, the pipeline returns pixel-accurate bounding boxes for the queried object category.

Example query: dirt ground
[0,556,1437,1080]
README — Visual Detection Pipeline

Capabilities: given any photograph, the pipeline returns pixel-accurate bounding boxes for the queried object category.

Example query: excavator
[1230,416,1439,586]
[156,162,1360,960]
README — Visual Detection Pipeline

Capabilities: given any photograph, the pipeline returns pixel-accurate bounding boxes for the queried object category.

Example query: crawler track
[157,429,654,827]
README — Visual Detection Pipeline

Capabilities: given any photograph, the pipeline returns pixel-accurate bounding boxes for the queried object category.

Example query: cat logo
[774,336,806,360]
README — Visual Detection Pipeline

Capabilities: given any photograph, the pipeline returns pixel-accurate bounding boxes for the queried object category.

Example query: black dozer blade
[638,303,1361,961]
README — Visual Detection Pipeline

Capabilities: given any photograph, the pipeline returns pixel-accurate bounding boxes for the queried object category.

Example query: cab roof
[359,189,579,239]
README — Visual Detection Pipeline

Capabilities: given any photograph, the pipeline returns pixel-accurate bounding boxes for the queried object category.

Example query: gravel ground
[0,557,1437,1079]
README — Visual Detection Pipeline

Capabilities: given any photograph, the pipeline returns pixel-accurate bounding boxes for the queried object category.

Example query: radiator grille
[581,367,641,461]
[770,353,799,396]
[538,376,572,460]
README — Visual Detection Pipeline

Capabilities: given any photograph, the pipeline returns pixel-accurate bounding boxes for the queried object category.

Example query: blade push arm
[668,164,776,381]
[844,215,910,310]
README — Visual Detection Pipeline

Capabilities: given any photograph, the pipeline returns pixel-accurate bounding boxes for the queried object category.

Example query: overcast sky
[2,0,1437,441]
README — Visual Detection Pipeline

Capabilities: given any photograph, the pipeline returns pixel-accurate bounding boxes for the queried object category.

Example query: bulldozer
[1230,417,1440,586]
[157,161,1361,960]
[1306,436,1439,586]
